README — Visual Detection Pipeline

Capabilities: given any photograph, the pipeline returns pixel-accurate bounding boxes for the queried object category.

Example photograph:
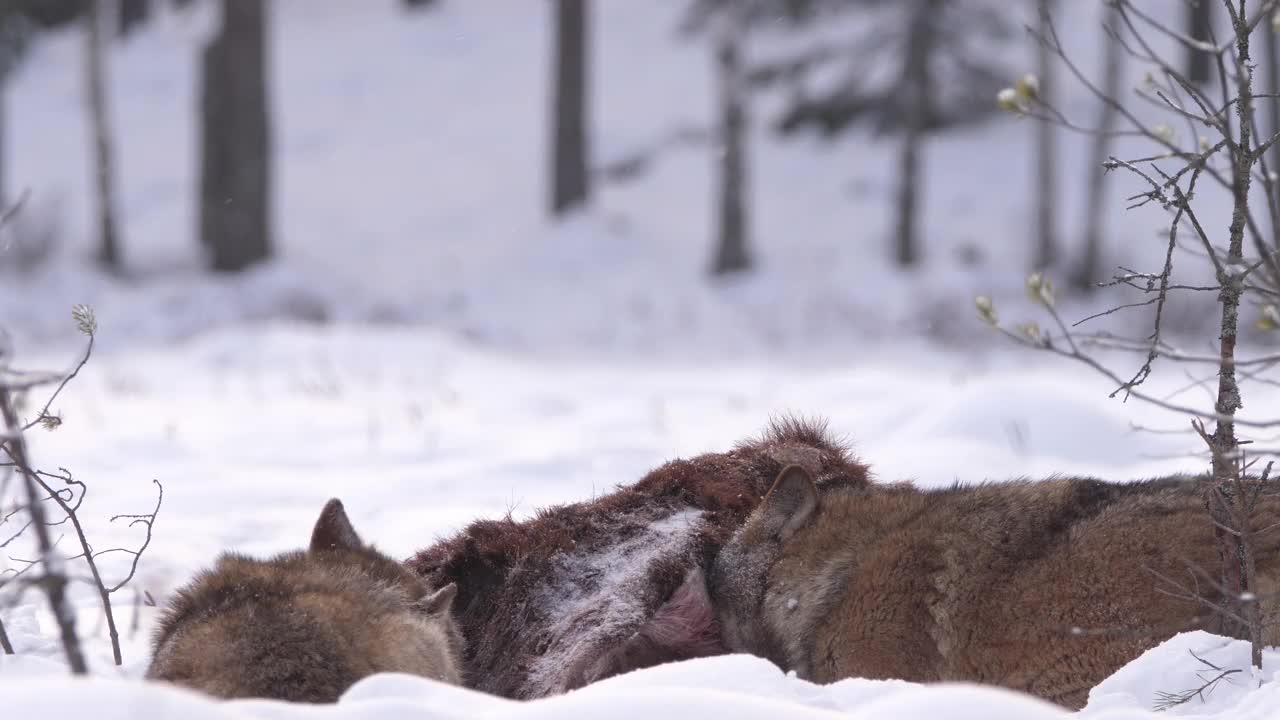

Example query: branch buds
[1016,321,1044,344]
[997,74,1039,114]
[996,87,1022,113]
[71,304,97,336]
[1026,272,1056,308]
[1015,73,1040,101]
[1257,304,1280,331]
[975,295,998,326]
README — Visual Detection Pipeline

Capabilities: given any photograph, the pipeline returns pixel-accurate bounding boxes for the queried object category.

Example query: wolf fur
[408,416,870,698]
[710,465,1280,709]
[147,499,463,703]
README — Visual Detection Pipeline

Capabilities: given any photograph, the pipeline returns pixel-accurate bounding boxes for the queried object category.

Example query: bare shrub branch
[0,301,163,670]
[987,0,1280,670]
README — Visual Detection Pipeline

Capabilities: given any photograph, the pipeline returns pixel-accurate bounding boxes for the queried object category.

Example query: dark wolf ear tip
[310,498,363,553]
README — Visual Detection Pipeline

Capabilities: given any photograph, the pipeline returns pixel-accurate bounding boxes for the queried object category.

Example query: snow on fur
[525,509,706,695]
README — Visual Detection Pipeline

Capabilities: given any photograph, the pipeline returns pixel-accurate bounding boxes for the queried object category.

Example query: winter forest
[7,0,1280,718]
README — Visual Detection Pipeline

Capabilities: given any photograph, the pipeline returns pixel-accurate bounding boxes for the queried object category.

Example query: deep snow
[4,0,1280,717]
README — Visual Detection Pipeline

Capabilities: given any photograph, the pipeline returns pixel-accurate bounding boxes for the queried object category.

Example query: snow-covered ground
[4,0,1280,717]
[4,637,1279,720]
[3,325,1278,717]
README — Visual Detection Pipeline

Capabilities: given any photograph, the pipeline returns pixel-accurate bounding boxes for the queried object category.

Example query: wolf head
[146,499,462,703]
[708,465,819,667]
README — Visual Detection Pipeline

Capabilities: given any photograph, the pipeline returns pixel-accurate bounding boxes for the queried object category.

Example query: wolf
[408,416,870,698]
[147,499,463,703]
[709,464,1280,709]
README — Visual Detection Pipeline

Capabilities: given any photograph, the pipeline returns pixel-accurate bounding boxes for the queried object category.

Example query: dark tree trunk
[200,0,272,272]
[87,0,122,271]
[0,614,12,655]
[1186,0,1212,85]
[1033,0,1057,270]
[198,31,225,251]
[1074,6,1123,291]
[894,0,937,268]
[549,0,589,216]
[0,11,20,211]
[896,126,921,267]
[118,0,148,38]
[17,0,84,29]
[0,64,7,210]
[1267,13,1280,252]
[710,5,750,275]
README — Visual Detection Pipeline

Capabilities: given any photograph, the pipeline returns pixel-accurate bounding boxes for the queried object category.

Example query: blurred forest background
[0,0,1268,360]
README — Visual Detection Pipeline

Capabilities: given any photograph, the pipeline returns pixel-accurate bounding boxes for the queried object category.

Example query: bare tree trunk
[894,0,937,268]
[0,9,22,213]
[198,31,225,252]
[1073,6,1123,291]
[896,124,921,267]
[0,66,7,210]
[200,0,272,272]
[0,614,13,654]
[710,5,750,275]
[549,0,590,216]
[1033,0,1057,270]
[1202,6,1255,653]
[1266,12,1280,252]
[119,0,149,38]
[86,0,123,272]
[1186,0,1212,85]
[0,8,24,213]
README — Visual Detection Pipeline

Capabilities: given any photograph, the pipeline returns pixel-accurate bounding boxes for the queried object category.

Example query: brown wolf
[147,499,462,703]
[408,416,869,698]
[710,464,1280,709]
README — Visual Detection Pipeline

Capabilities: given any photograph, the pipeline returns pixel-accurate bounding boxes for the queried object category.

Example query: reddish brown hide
[406,417,869,698]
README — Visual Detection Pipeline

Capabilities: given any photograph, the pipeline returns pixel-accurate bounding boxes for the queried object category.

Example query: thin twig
[0,387,86,673]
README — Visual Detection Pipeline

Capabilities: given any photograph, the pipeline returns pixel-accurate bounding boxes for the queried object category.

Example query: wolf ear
[309,498,364,553]
[758,465,819,540]
[418,582,457,615]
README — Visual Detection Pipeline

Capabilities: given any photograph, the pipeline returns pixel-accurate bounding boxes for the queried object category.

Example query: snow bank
[8,635,1280,719]
[1085,632,1280,718]
[0,654,1071,720]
